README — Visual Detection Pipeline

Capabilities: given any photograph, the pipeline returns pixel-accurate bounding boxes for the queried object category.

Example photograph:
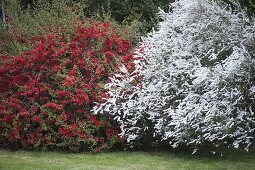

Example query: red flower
[75,90,89,106]
[88,114,101,127]
[105,51,115,59]
[45,102,62,110]
[122,54,133,62]
[0,19,134,151]
[19,111,31,117]
[40,65,47,71]
[61,114,68,122]
[70,124,78,129]
[63,76,76,87]
[32,115,41,123]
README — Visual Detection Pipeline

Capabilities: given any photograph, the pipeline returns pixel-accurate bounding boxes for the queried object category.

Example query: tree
[0,0,6,22]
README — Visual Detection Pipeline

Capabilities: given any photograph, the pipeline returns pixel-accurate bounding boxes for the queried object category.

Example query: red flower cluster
[0,20,134,151]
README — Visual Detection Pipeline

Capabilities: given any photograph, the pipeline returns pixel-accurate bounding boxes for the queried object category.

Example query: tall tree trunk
[0,0,6,23]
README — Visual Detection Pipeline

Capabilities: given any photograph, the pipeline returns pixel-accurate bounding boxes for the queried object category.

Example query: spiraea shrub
[94,0,255,153]
[0,20,134,151]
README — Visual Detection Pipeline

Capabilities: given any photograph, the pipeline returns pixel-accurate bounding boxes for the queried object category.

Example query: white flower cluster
[93,0,255,152]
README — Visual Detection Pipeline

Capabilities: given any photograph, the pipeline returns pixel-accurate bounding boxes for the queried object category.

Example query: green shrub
[80,0,172,32]
[0,0,84,55]
[1,0,141,56]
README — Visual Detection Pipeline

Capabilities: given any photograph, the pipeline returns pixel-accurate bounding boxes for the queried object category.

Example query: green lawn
[0,149,254,170]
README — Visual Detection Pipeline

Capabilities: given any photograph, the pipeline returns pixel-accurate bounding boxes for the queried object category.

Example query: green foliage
[5,0,87,36]
[0,0,82,55]
[12,0,172,31]
[79,0,172,32]
[1,0,141,55]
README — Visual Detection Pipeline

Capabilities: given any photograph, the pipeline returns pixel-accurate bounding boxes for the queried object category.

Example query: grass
[0,149,255,170]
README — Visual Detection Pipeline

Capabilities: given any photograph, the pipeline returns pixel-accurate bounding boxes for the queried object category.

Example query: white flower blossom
[93,0,255,152]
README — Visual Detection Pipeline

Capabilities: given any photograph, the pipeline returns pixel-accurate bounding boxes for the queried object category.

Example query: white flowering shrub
[93,0,255,152]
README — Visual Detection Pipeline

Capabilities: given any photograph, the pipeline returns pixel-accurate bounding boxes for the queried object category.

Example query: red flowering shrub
[0,20,134,151]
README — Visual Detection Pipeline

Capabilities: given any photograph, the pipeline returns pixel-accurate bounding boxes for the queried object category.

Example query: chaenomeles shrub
[94,0,255,153]
[0,19,135,152]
